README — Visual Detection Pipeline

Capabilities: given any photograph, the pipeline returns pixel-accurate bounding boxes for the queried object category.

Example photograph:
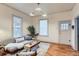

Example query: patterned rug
[6,42,50,56]
[37,42,50,56]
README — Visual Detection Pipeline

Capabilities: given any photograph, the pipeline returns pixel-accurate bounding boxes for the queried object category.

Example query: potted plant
[27,25,39,39]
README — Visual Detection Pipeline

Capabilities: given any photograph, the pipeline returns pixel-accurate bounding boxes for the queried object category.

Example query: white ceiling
[5,3,75,16]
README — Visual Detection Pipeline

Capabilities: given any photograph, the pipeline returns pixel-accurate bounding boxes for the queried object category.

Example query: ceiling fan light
[42,14,47,17]
[35,7,42,11]
[29,13,34,16]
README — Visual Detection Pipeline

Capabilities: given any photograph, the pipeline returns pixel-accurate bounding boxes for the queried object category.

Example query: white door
[59,21,71,45]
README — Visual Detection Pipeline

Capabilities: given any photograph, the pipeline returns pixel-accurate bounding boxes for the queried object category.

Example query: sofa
[5,36,32,53]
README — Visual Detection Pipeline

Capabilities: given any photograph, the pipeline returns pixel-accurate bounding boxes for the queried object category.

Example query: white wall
[71,4,79,50]
[32,11,72,45]
[0,4,32,45]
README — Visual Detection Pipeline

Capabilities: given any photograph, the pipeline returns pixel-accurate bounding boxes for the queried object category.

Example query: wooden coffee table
[24,40,40,51]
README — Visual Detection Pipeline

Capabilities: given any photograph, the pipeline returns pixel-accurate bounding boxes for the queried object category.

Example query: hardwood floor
[46,43,79,56]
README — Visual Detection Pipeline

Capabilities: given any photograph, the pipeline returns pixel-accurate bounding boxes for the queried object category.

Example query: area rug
[37,42,50,56]
[6,42,50,56]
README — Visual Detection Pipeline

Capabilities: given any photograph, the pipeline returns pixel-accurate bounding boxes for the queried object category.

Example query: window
[60,23,69,31]
[13,16,22,38]
[39,19,48,36]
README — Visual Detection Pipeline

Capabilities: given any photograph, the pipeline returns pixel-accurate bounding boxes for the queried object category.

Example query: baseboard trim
[39,40,70,46]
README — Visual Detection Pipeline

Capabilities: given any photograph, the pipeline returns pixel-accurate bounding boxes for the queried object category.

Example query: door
[76,17,79,51]
[59,20,71,45]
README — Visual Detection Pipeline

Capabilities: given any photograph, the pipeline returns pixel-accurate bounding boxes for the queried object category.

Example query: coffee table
[24,40,40,51]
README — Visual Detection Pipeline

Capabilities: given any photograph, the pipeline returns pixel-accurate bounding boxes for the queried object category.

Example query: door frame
[75,16,79,50]
[58,20,71,45]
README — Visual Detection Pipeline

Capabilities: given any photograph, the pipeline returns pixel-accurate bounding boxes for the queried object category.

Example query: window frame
[39,19,49,37]
[59,20,71,31]
[12,15,23,38]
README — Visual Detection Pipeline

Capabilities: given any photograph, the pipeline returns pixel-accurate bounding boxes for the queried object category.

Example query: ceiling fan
[29,3,47,17]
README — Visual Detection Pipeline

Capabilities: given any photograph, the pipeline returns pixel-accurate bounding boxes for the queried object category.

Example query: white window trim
[59,20,71,31]
[12,15,23,38]
[39,19,49,37]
